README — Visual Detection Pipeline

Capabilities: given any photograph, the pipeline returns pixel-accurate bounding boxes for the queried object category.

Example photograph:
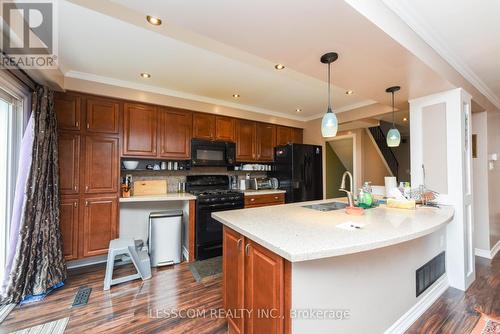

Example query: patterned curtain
[1,86,66,304]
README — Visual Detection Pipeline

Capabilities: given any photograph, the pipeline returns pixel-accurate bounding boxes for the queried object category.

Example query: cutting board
[133,180,167,196]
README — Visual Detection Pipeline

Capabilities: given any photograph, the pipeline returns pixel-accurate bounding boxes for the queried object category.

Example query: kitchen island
[212,199,454,334]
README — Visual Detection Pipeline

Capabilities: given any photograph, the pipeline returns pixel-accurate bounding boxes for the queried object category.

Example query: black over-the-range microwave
[191,139,236,167]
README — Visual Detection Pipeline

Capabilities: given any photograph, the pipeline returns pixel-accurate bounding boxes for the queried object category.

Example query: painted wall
[325,143,347,198]
[362,130,391,185]
[472,112,491,251]
[487,111,500,249]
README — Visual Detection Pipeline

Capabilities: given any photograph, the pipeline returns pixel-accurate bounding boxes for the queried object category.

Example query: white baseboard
[384,274,449,334]
[475,241,500,260]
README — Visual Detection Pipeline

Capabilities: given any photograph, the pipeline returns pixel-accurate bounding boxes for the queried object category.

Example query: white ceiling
[384,0,500,110]
[58,0,466,121]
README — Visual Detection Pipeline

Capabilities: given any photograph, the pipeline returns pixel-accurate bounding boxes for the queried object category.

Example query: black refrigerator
[270,144,323,203]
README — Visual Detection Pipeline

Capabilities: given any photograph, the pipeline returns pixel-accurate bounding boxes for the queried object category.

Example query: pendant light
[385,86,401,147]
[321,52,339,138]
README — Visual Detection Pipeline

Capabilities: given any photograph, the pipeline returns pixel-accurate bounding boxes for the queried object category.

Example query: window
[0,77,27,285]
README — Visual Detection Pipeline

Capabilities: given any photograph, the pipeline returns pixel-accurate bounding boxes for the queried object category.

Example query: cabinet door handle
[74,185,78,191]
[86,123,90,129]
[85,185,89,191]
[237,238,243,250]
[245,244,251,256]
[75,121,79,128]
[85,200,89,206]
[74,202,78,208]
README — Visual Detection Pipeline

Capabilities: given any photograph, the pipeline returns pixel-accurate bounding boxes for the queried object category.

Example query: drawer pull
[237,238,243,250]
[274,196,278,200]
[245,244,251,256]
[250,198,255,202]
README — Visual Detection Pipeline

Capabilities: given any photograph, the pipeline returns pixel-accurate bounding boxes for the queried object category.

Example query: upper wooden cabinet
[58,133,80,195]
[82,195,118,257]
[193,113,235,142]
[55,92,81,131]
[235,119,256,162]
[123,103,157,157]
[256,123,276,162]
[193,113,215,141]
[59,196,79,261]
[276,126,303,146]
[159,108,192,159]
[215,116,235,142]
[86,97,120,135]
[84,136,119,194]
[292,128,303,144]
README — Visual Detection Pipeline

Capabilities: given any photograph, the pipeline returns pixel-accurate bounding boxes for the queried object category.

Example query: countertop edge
[214,209,454,262]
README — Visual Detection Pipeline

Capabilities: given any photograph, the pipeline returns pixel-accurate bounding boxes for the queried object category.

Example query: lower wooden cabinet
[59,196,79,261]
[82,195,118,257]
[244,193,285,208]
[223,227,290,334]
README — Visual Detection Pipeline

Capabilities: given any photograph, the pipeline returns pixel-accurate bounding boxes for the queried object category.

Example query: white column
[409,88,475,291]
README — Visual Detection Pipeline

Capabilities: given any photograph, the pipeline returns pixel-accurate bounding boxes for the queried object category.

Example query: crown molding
[382,0,500,110]
[64,70,308,122]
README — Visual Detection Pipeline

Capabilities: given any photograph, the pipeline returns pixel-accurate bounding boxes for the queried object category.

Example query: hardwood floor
[406,255,499,334]
[1,262,227,334]
[1,255,498,334]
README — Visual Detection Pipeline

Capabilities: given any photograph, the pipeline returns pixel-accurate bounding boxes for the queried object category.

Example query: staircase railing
[368,126,399,180]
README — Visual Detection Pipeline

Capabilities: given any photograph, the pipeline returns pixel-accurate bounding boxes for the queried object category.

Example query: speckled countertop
[119,193,196,203]
[212,199,454,262]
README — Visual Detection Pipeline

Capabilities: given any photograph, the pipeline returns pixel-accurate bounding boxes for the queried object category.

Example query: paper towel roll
[384,176,398,197]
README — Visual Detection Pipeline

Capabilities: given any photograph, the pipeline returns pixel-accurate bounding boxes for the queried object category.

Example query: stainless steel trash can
[148,210,183,266]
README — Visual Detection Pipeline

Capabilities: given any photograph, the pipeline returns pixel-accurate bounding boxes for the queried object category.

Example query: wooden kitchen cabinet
[59,196,79,260]
[55,92,81,131]
[86,97,120,135]
[244,193,285,208]
[223,227,289,334]
[82,195,118,257]
[291,128,303,144]
[215,116,235,142]
[235,119,256,162]
[84,136,119,194]
[159,107,192,159]
[123,103,157,157]
[256,123,276,162]
[223,227,245,334]
[193,112,215,141]
[58,133,80,195]
[276,126,303,146]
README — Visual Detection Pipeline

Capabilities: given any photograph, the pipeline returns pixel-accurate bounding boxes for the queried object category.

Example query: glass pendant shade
[386,127,401,147]
[321,107,338,137]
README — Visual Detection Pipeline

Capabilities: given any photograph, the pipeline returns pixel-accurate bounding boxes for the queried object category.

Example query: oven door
[195,201,243,259]
[191,140,229,167]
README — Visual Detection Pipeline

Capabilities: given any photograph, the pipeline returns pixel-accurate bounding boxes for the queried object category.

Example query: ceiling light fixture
[140,72,151,79]
[296,108,302,113]
[385,86,401,147]
[275,64,285,70]
[320,52,339,138]
[232,94,240,98]
[403,117,408,122]
[346,90,354,95]
[146,15,162,26]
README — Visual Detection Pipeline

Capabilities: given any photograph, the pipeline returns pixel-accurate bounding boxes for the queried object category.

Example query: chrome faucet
[339,171,355,207]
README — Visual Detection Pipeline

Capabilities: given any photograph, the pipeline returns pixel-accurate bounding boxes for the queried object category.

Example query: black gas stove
[186,175,244,260]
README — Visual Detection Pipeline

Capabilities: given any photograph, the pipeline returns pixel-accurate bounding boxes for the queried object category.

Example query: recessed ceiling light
[140,72,151,78]
[345,90,354,95]
[295,108,302,113]
[274,64,285,70]
[146,15,162,26]
[403,117,408,122]
[232,94,240,98]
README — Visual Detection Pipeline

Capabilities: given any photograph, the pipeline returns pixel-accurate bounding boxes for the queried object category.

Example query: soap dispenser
[358,182,374,208]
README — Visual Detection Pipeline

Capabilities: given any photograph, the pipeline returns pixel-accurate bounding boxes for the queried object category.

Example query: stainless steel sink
[302,202,348,212]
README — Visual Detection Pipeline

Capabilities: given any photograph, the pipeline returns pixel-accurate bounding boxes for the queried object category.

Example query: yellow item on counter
[387,198,416,209]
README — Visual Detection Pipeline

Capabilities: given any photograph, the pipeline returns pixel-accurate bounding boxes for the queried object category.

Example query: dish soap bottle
[358,182,373,208]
